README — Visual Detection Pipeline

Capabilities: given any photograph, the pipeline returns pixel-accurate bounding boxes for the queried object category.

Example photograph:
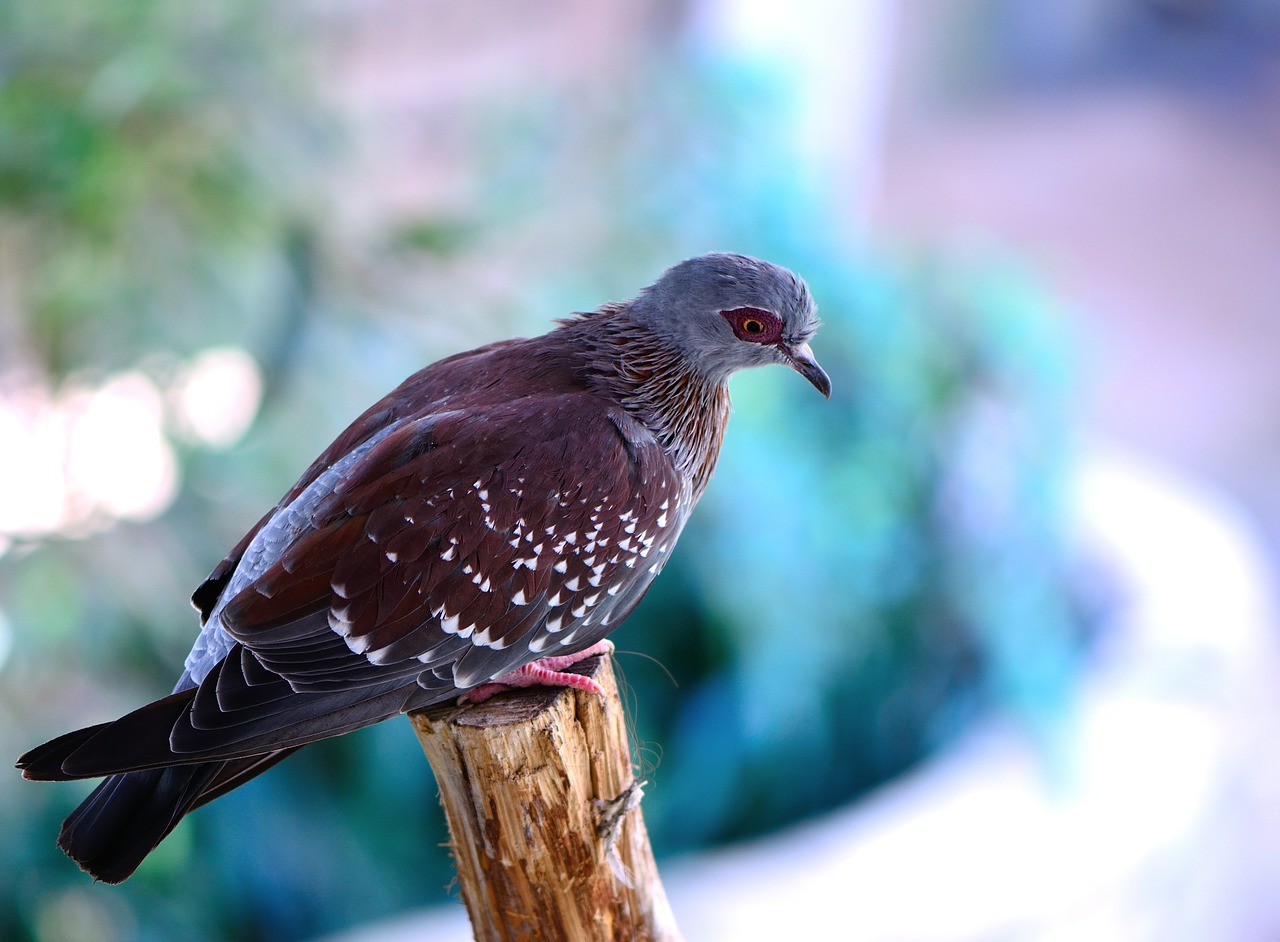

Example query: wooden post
[409,655,683,942]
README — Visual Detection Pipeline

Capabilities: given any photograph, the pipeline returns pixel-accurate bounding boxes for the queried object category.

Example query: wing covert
[217,395,687,699]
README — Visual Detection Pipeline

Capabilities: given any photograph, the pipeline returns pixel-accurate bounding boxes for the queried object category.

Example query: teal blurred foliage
[0,9,1083,942]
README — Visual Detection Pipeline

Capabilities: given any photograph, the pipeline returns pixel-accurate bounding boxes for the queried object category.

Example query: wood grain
[410,656,682,942]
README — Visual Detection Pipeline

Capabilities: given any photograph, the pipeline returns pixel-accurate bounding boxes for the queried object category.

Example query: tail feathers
[58,764,223,883]
[15,724,112,781]
[54,749,298,883]
[190,747,301,811]
[17,704,300,882]
[18,690,197,781]
[21,680,412,778]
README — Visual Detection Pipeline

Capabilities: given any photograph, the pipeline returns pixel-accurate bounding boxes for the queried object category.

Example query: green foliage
[0,0,316,374]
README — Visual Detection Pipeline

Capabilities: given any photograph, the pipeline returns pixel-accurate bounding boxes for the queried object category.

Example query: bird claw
[459,640,615,704]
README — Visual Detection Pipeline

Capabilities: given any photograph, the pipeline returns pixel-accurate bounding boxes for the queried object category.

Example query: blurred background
[2,0,1279,939]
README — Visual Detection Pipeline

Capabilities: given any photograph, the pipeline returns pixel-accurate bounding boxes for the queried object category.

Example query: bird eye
[721,308,782,344]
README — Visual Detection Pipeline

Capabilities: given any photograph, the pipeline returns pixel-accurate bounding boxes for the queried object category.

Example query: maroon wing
[190,338,523,625]
[149,393,685,763]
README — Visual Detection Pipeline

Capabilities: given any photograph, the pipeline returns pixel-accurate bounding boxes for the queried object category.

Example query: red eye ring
[721,308,782,344]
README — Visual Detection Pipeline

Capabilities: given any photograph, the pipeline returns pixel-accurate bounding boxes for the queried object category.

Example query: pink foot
[460,641,615,704]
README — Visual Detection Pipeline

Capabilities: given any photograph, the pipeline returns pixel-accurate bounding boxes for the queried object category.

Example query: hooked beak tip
[785,343,832,399]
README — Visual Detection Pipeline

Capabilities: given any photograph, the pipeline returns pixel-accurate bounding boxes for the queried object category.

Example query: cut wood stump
[410,654,683,942]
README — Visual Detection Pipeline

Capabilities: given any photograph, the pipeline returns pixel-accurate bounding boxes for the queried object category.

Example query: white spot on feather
[553,559,567,573]
[474,627,511,649]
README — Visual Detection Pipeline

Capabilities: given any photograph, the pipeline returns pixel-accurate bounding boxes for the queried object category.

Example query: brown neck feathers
[563,306,730,499]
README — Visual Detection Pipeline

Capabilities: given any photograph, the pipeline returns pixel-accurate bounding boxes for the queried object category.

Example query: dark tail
[18,696,300,883]
[58,765,223,883]
[17,661,407,881]
[53,748,299,883]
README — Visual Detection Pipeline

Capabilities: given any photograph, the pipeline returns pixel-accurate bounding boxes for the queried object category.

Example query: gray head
[629,253,830,397]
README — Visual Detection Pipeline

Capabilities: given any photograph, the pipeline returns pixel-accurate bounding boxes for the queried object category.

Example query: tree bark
[409,654,683,942]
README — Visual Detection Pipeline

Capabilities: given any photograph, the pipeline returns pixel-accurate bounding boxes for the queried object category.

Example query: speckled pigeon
[17,252,829,882]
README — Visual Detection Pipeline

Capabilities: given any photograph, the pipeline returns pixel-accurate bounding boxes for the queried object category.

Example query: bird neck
[567,306,731,499]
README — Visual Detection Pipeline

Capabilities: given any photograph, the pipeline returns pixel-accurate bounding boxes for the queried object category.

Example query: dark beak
[783,342,832,398]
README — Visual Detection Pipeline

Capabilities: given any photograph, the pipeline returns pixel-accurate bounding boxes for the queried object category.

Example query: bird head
[630,253,831,397]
